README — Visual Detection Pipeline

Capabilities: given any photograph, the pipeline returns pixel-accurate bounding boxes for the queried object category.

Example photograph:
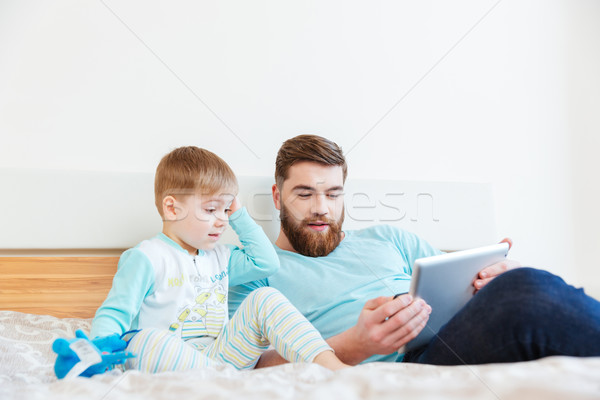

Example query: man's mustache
[299,216,339,226]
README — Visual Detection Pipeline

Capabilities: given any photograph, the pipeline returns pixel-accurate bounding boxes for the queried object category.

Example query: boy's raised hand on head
[228,196,241,216]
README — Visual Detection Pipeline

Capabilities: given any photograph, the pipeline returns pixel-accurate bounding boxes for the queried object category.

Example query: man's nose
[311,194,329,216]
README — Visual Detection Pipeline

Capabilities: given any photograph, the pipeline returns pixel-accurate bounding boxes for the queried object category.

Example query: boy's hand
[228,196,241,216]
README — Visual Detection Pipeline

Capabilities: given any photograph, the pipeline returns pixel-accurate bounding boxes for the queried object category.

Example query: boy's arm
[227,206,280,287]
[90,249,155,338]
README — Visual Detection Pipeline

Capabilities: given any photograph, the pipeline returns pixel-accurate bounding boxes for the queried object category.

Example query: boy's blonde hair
[154,146,238,217]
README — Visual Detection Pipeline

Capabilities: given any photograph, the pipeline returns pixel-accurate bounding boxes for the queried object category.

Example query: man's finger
[473,277,493,290]
[499,237,513,250]
[385,307,431,348]
[392,317,429,350]
[376,298,427,335]
[370,295,414,323]
[363,296,393,311]
[479,259,521,279]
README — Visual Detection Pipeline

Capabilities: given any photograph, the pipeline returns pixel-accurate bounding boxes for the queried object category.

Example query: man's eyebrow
[291,185,344,192]
[292,185,316,191]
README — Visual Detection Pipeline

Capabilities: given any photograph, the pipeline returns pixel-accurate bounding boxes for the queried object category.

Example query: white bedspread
[2,311,599,400]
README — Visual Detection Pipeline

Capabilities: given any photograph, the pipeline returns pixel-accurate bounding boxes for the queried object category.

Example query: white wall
[1,1,598,296]
[567,1,600,299]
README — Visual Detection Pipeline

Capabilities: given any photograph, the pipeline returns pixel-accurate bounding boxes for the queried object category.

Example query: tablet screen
[400,242,509,353]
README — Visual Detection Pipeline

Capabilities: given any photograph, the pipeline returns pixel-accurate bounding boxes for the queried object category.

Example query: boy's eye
[205,208,216,213]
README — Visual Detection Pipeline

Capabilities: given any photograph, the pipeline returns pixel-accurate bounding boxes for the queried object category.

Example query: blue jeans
[403,267,600,365]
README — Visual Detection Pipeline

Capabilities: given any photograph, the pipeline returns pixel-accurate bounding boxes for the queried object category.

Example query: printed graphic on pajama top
[169,280,228,340]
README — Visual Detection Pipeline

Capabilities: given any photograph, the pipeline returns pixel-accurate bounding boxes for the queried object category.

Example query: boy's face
[166,192,235,255]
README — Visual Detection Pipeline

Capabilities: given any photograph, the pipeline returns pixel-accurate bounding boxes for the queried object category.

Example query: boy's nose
[214,212,228,227]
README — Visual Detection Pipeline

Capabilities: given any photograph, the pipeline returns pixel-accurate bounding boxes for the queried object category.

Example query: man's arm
[255,294,431,367]
[326,294,431,365]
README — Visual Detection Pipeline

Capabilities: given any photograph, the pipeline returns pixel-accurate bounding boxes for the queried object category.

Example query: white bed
[1,170,599,400]
[2,311,600,400]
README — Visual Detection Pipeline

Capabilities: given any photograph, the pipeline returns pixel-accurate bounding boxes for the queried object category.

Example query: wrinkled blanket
[2,311,599,400]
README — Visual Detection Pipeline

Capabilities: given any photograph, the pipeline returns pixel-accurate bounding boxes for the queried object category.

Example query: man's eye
[298,194,311,198]
[328,194,340,199]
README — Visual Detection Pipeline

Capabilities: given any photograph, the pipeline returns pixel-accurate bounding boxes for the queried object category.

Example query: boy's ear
[272,184,281,211]
[162,196,178,221]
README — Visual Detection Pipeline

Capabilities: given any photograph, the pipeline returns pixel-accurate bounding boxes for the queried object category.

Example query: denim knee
[485,267,565,298]
[471,268,566,328]
[481,267,589,331]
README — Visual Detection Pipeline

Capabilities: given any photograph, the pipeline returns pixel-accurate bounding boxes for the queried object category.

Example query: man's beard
[280,204,344,257]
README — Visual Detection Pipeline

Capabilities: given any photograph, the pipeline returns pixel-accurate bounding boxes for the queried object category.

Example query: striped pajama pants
[123,287,332,372]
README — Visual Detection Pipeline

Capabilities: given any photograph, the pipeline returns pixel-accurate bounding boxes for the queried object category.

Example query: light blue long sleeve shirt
[228,225,441,363]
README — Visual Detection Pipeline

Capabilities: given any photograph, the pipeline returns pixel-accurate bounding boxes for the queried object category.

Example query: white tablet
[399,242,509,353]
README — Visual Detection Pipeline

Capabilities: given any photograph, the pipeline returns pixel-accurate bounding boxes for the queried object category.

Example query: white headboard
[1,169,497,252]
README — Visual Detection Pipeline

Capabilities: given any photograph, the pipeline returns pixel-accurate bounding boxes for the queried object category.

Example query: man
[229,134,600,366]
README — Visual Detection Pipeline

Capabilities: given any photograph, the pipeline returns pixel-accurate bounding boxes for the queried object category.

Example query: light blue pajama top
[91,207,279,345]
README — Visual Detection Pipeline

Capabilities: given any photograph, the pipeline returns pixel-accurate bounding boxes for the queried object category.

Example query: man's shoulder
[345,224,407,239]
[344,225,429,252]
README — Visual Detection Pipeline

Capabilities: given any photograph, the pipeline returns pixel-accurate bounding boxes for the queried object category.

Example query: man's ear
[162,196,178,221]
[272,184,281,211]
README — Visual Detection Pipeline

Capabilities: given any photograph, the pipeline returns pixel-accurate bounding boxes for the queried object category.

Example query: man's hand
[340,294,431,363]
[473,238,521,293]
[255,295,431,367]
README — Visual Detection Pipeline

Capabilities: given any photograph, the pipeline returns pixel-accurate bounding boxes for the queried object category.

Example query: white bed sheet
[1,310,599,400]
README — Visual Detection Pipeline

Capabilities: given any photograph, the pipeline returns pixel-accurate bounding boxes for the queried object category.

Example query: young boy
[90,146,347,371]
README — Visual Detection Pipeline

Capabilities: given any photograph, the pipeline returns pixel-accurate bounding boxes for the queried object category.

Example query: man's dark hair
[275,134,347,188]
